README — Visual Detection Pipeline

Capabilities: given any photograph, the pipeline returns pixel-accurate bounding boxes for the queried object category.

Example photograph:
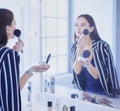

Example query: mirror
[1,0,120,109]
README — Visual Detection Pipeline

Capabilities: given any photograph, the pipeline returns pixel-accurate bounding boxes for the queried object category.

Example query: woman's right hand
[12,41,24,52]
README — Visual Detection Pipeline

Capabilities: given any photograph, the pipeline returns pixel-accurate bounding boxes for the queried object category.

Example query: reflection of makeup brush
[79,29,89,39]
[14,29,23,53]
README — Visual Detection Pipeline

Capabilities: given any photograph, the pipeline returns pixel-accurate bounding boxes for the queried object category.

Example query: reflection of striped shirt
[71,40,119,97]
[0,47,21,111]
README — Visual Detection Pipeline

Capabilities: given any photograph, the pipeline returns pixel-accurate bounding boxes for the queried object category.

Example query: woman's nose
[77,25,81,30]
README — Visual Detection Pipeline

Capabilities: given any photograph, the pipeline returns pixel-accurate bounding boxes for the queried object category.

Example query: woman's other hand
[12,41,24,52]
[20,64,50,90]
[29,63,50,73]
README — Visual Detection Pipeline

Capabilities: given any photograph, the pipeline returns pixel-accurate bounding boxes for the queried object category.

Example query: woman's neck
[82,35,91,44]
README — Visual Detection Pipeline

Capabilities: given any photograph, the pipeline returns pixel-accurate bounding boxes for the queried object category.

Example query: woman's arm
[73,55,83,74]
[1,49,21,111]
[12,40,50,90]
[20,64,50,90]
[86,63,99,79]
[20,72,30,90]
[72,41,83,74]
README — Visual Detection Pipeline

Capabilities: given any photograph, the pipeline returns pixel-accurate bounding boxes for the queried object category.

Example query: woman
[0,8,50,111]
[71,14,119,97]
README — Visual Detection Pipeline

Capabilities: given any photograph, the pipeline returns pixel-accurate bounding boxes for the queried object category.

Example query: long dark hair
[0,8,14,48]
[74,14,101,42]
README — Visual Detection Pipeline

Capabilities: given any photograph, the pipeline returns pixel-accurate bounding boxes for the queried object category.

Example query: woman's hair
[0,8,14,48]
[74,14,101,42]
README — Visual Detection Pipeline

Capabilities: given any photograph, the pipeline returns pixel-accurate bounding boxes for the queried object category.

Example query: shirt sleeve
[0,49,21,111]
[104,43,119,93]
[94,41,119,97]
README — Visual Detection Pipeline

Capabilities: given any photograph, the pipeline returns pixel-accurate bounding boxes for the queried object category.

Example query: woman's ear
[6,25,11,39]
[89,26,94,33]
[6,25,10,34]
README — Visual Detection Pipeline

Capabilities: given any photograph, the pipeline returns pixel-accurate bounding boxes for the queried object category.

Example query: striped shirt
[71,40,119,97]
[0,47,21,111]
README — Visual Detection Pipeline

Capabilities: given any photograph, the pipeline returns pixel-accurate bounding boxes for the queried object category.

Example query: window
[42,0,69,76]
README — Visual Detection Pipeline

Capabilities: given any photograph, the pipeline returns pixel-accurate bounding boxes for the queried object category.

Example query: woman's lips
[76,31,82,36]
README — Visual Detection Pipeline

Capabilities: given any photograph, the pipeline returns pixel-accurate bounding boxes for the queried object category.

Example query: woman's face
[6,18,16,39]
[74,17,93,37]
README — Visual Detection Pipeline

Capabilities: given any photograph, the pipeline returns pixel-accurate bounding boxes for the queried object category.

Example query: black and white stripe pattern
[71,40,119,97]
[0,47,21,111]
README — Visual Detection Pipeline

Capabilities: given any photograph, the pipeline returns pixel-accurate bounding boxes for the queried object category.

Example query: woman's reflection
[71,14,120,97]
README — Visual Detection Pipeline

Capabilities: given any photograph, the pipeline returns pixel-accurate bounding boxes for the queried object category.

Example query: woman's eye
[74,24,78,27]
[81,24,85,26]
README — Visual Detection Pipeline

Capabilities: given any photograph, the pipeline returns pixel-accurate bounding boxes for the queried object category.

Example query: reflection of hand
[29,64,50,73]
[78,57,90,67]
[12,41,24,52]
[97,98,112,105]
[82,92,96,103]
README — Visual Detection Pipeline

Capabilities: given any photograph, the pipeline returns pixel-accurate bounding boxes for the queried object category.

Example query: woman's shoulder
[92,40,110,52]
[0,47,18,58]
[93,40,109,46]
[0,47,14,53]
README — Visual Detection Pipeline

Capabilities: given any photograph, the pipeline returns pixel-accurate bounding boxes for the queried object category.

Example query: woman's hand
[82,92,96,103]
[81,58,90,67]
[29,63,50,73]
[12,41,24,52]
[20,64,50,90]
